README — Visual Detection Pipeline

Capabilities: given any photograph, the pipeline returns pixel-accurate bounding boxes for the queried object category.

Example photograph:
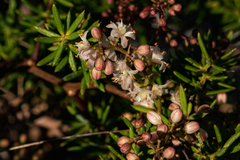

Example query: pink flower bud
[199,128,208,141]
[168,0,175,4]
[150,131,159,143]
[163,147,175,159]
[168,103,180,112]
[137,45,150,55]
[107,0,114,4]
[118,136,131,147]
[196,104,210,114]
[146,111,162,125]
[91,27,102,40]
[157,124,168,137]
[142,132,151,142]
[118,5,123,11]
[134,59,145,71]
[131,119,136,126]
[95,57,105,71]
[136,118,144,129]
[126,153,140,160]
[120,143,132,154]
[159,18,166,27]
[128,4,136,11]
[172,4,182,12]
[184,135,196,144]
[150,10,157,16]
[168,8,176,16]
[217,93,227,105]
[101,11,109,18]
[171,109,183,123]
[190,38,197,45]
[122,112,133,121]
[143,6,151,11]
[104,60,114,75]
[136,140,146,147]
[172,138,182,146]
[170,39,178,48]
[139,10,149,19]
[184,121,200,134]
[92,67,102,80]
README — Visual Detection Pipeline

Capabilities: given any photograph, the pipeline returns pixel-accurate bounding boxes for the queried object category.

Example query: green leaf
[227,30,233,41]
[214,125,222,146]
[34,26,60,37]
[87,20,100,31]
[56,0,74,7]
[81,59,90,87]
[80,78,86,96]
[189,113,207,120]
[107,145,125,160]
[208,76,228,81]
[187,102,192,115]
[22,0,39,14]
[67,10,85,35]
[206,88,234,95]
[185,57,201,68]
[63,70,82,81]
[109,132,119,143]
[99,155,104,160]
[88,37,99,43]
[160,114,171,126]
[221,48,236,60]
[146,120,152,132]
[217,82,235,89]
[196,132,204,148]
[90,75,105,92]
[53,41,64,66]
[101,105,110,124]
[65,10,72,31]
[197,32,209,58]
[68,44,78,54]
[52,4,64,35]
[184,65,201,72]
[37,51,56,66]
[173,71,191,83]
[132,105,154,113]
[55,56,68,72]
[207,29,213,56]
[67,105,76,115]
[212,64,226,71]
[67,29,85,40]
[122,117,136,136]
[80,13,91,29]
[34,37,61,43]
[230,142,240,154]
[210,99,217,109]
[69,50,77,73]
[235,124,240,134]
[179,85,187,115]
[48,45,59,51]
[129,127,134,138]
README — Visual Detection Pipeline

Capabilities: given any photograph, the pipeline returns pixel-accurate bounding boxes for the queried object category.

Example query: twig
[0,129,129,152]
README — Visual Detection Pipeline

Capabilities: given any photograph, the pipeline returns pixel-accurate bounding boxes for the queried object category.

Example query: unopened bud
[126,153,140,160]
[122,112,133,121]
[139,10,149,19]
[157,124,168,137]
[95,57,105,71]
[196,104,211,114]
[163,147,175,159]
[159,18,166,27]
[128,4,136,11]
[136,118,144,129]
[146,111,162,125]
[190,38,197,45]
[118,136,131,147]
[170,39,178,48]
[168,8,176,16]
[199,128,208,141]
[184,121,200,134]
[134,59,145,71]
[0,139,9,148]
[101,11,109,18]
[168,103,180,112]
[171,109,183,123]
[136,140,146,147]
[172,138,182,146]
[19,133,27,144]
[217,93,227,105]
[184,135,196,144]
[142,132,151,142]
[131,119,136,126]
[172,4,182,12]
[150,10,157,16]
[150,131,159,143]
[104,60,114,75]
[92,67,102,80]
[120,143,132,154]
[107,0,114,4]
[137,45,150,55]
[168,0,175,4]
[91,27,102,40]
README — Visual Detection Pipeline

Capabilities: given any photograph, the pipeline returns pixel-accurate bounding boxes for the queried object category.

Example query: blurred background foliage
[0,0,240,159]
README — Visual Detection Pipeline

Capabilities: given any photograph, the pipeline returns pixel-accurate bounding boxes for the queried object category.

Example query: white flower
[106,20,135,48]
[113,60,138,90]
[170,89,181,107]
[152,81,172,97]
[146,46,167,72]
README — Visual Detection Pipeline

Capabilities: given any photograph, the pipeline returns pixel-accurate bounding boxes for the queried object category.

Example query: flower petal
[105,49,117,61]
[106,23,117,29]
[124,31,136,40]
[111,30,120,37]
[121,36,128,48]
[81,31,89,41]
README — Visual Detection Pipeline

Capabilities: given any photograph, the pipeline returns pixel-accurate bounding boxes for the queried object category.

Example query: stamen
[117,28,119,32]
[120,18,123,21]
[126,39,129,42]
[120,80,122,81]
[73,45,76,47]
[86,62,88,65]
[146,95,148,97]
[80,42,83,44]
[147,103,150,105]
[130,94,133,97]
[166,63,169,67]
[154,42,158,46]
[110,21,112,23]
[137,103,139,105]
[75,55,78,58]
[111,77,115,79]
[184,88,187,91]
[137,94,139,96]
[129,23,131,26]
[125,94,126,97]
[121,72,123,74]
[133,30,136,33]
[78,33,83,36]
[130,99,133,102]
[147,100,149,102]
[131,77,134,79]
[163,51,166,53]
[76,49,78,51]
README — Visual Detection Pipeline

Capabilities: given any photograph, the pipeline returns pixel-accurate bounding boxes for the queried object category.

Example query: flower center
[118,26,126,36]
